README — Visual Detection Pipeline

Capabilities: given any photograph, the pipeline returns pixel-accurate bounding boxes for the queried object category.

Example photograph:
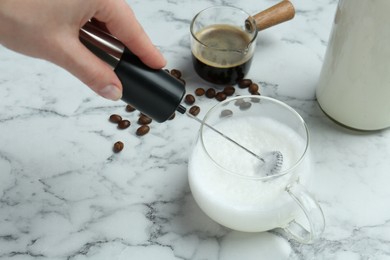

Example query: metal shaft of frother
[187,112,266,163]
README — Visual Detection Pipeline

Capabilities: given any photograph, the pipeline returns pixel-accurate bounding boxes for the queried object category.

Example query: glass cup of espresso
[188,96,325,244]
[190,6,258,85]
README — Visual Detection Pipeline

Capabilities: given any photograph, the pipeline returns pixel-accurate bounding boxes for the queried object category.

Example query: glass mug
[188,96,325,243]
[190,6,257,85]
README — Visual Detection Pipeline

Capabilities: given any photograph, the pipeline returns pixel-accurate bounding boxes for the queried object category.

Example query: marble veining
[1,0,390,259]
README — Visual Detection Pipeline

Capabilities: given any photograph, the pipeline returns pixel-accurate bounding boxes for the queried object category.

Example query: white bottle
[316,0,390,131]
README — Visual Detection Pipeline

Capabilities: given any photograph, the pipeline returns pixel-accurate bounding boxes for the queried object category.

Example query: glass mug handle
[284,182,325,244]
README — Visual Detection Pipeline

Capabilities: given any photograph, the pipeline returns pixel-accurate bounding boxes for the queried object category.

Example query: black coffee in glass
[191,24,253,85]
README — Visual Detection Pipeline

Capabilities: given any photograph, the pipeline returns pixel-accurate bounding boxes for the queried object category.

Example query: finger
[94,0,166,69]
[51,36,122,101]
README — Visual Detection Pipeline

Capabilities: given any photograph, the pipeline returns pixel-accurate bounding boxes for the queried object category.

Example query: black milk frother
[79,21,186,123]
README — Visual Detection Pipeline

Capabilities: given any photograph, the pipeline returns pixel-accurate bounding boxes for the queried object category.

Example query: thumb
[52,37,123,101]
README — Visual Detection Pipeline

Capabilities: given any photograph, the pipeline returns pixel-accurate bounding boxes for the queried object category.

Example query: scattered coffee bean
[205,88,216,98]
[185,94,196,105]
[239,101,252,110]
[109,114,122,124]
[195,88,206,96]
[223,85,235,96]
[220,109,233,118]
[113,141,124,153]
[215,92,227,102]
[189,105,200,116]
[169,112,176,120]
[234,98,246,106]
[238,79,252,88]
[136,125,150,136]
[118,119,131,129]
[248,83,259,94]
[126,104,136,112]
[251,95,261,103]
[138,114,152,125]
[170,69,182,79]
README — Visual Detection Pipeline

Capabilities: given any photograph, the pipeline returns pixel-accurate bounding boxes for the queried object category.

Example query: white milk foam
[188,116,309,232]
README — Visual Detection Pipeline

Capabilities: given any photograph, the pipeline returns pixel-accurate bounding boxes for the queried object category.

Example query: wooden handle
[252,0,295,31]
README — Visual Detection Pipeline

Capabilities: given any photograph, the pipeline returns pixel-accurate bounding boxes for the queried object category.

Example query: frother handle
[114,48,186,123]
[79,21,124,69]
[80,21,186,123]
[253,0,295,31]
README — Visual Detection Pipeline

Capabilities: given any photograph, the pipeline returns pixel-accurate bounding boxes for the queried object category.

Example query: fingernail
[98,84,122,101]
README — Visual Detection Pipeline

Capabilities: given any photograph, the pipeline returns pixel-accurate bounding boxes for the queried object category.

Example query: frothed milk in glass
[189,116,308,231]
[187,96,325,243]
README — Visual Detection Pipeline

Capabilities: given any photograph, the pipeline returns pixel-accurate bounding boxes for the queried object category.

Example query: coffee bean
[170,69,182,79]
[195,88,205,96]
[205,88,216,98]
[185,94,196,105]
[118,119,131,129]
[169,112,176,120]
[136,125,150,136]
[138,114,152,125]
[223,85,235,96]
[215,92,227,102]
[220,109,233,118]
[251,95,261,103]
[248,83,259,94]
[113,141,124,153]
[125,104,136,112]
[109,114,122,123]
[239,101,252,110]
[238,79,252,88]
[189,105,200,116]
[234,98,246,106]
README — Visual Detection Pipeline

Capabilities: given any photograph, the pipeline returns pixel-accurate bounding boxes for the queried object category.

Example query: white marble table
[1,0,390,259]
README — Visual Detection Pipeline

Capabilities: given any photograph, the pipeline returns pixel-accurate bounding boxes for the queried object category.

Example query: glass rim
[190,5,258,53]
[199,95,310,181]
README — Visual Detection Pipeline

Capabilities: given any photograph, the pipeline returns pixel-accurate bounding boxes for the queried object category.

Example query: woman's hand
[0,0,166,100]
